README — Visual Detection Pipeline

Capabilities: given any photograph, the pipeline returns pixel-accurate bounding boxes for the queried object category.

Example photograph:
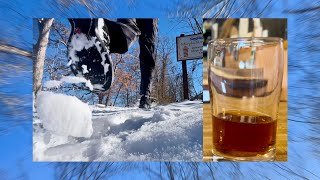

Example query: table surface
[203,101,288,161]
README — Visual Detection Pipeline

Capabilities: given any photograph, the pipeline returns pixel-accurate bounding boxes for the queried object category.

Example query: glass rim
[208,37,283,45]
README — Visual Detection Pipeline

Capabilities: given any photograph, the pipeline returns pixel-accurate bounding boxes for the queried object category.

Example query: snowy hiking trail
[33,99,203,161]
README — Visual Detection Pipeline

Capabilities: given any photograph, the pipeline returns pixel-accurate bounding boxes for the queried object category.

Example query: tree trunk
[113,83,123,106]
[126,89,129,107]
[105,91,111,106]
[33,18,54,96]
[98,93,104,104]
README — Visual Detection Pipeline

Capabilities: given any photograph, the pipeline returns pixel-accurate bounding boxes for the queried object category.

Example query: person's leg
[103,19,140,54]
[137,19,158,96]
[136,19,158,108]
[117,19,141,36]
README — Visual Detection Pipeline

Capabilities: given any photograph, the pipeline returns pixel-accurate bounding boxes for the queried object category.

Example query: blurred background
[203,18,287,102]
[203,18,287,40]
[1,0,320,179]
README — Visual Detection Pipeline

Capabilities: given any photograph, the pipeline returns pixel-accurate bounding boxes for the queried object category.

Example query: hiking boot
[139,95,151,109]
[67,18,113,92]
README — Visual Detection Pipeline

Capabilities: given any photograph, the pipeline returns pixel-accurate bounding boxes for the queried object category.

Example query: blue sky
[1,0,320,179]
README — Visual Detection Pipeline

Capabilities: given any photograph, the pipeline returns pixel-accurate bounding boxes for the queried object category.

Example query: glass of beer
[208,37,283,161]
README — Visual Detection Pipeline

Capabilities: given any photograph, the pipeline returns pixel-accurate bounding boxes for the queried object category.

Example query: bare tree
[44,20,71,80]
[54,162,137,180]
[33,18,54,96]
[169,0,273,18]
[152,36,176,104]
[100,48,140,106]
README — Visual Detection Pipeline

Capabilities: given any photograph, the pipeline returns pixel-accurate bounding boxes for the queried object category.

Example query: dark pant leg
[117,19,141,35]
[136,19,158,96]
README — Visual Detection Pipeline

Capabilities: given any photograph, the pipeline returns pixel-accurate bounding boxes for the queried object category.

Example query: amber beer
[208,38,283,161]
[213,111,276,157]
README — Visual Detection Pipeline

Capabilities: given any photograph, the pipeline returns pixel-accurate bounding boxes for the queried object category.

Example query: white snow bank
[34,100,203,161]
[36,91,93,138]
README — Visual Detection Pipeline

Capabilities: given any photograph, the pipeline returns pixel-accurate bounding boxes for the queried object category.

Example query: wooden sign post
[176,33,203,100]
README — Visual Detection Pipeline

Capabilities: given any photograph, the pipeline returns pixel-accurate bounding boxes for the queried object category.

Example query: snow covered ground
[33,92,203,161]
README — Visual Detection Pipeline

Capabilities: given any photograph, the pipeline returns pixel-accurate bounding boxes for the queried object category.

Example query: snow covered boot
[139,95,152,109]
[67,18,113,92]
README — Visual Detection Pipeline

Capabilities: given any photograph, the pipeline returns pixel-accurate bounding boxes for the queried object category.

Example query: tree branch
[0,43,32,58]
[284,5,320,14]
[51,24,68,47]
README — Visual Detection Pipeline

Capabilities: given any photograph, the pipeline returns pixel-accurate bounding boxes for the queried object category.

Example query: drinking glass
[208,37,283,161]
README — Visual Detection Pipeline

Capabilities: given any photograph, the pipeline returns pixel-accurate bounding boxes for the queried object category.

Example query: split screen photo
[33,18,287,162]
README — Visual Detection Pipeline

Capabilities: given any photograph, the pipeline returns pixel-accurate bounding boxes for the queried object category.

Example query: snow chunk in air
[43,80,62,89]
[36,91,93,138]
[60,76,93,90]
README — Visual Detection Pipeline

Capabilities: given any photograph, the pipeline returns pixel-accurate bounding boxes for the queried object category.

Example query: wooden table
[203,101,287,161]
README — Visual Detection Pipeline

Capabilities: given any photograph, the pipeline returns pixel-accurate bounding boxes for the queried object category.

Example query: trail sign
[176,33,203,61]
